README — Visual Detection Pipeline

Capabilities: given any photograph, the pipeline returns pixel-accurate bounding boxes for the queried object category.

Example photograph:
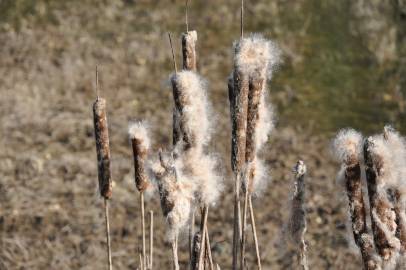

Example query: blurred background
[0,0,405,269]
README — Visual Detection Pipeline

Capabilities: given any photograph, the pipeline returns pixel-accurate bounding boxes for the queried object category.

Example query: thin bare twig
[189,210,196,269]
[205,227,214,270]
[240,0,244,38]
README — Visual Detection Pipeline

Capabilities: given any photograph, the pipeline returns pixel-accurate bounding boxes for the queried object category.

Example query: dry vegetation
[1,0,406,270]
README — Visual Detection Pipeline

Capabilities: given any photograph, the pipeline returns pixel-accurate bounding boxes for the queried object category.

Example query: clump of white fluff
[234,33,281,79]
[383,125,406,189]
[368,135,398,188]
[244,157,272,197]
[256,92,275,150]
[128,121,150,150]
[177,150,223,206]
[171,71,212,148]
[150,154,194,241]
[332,128,363,165]
[183,30,197,46]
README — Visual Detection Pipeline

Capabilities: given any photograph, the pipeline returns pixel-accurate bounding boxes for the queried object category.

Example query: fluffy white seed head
[171,71,212,149]
[332,128,363,166]
[178,150,223,206]
[247,157,270,197]
[256,92,275,150]
[183,30,197,45]
[128,121,150,150]
[382,125,406,190]
[234,33,281,79]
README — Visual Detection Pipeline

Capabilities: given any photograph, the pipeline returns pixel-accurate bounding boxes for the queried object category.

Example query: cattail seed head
[129,122,150,192]
[93,97,112,199]
[171,71,211,152]
[332,128,363,166]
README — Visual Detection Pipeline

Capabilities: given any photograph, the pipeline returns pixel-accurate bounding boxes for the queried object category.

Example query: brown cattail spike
[93,97,112,199]
[364,137,399,263]
[129,123,150,192]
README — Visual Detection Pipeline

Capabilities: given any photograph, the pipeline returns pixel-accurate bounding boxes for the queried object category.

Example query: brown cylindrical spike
[93,98,112,199]
[231,67,249,174]
[131,137,149,192]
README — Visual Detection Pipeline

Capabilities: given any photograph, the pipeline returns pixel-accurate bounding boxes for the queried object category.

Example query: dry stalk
[364,138,399,264]
[205,227,214,270]
[248,196,261,270]
[104,199,113,270]
[141,192,146,268]
[189,210,196,270]
[149,211,154,270]
[172,235,180,270]
[197,206,209,270]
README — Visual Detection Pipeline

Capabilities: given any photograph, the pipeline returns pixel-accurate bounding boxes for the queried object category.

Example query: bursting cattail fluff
[233,34,280,194]
[333,129,381,270]
[129,122,150,192]
[93,97,113,199]
[152,152,193,240]
[364,136,400,268]
[171,71,211,151]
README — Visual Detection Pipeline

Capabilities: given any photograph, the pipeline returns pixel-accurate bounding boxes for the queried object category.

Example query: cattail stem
[189,210,196,269]
[232,173,242,270]
[364,138,399,264]
[104,199,113,270]
[141,192,146,269]
[197,206,209,270]
[240,187,248,270]
[149,210,154,270]
[172,236,179,270]
[168,32,178,74]
[248,196,261,270]
[240,0,244,38]
[205,227,214,270]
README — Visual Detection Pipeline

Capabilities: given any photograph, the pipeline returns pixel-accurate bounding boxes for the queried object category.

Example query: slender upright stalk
[149,211,154,270]
[249,197,261,270]
[205,228,214,270]
[141,192,146,269]
[104,199,113,270]
[172,236,180,270]
[189,211,196,269]
[240,184,249,270]
[197,206,209,270]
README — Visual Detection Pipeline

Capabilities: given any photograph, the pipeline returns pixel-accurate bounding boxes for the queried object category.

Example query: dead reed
[92,67,113,270]
[129,122,151,269]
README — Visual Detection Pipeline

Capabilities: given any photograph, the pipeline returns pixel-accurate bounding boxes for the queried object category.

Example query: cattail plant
[92,67,113,270]
[129,122,151,269]
[364,135,400,268]
[332,129,380,270]
[230,32,280,270]
[152,150,194,270]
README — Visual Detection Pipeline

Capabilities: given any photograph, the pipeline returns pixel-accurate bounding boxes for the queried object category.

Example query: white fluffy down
[172,71,212,148]
[256,92,274,150]
[332,128,363,165]
[234,33,281,79]
[128,121,150,150]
